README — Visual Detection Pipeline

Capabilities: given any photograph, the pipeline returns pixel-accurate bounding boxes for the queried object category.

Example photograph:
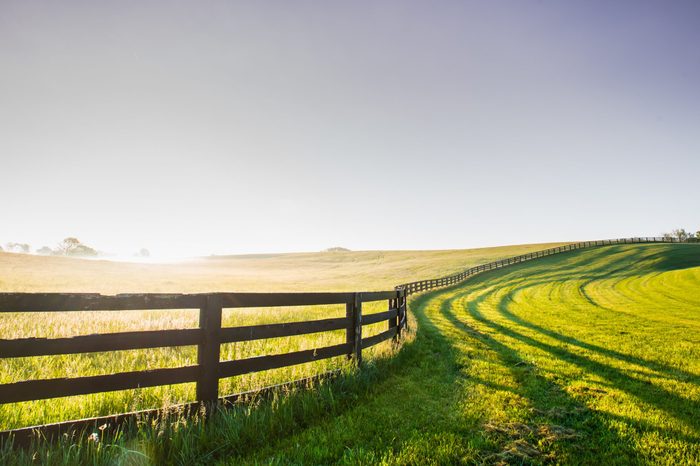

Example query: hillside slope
[0,243,565,293]
[236,243,700,465]
[2,243,698,465]
[0,242,565,431]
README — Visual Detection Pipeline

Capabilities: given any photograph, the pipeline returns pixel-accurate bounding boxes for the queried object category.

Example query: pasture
[1,242,699,465]
[239,243,700,465]
[0,244,556,431]
[0,244,563,294]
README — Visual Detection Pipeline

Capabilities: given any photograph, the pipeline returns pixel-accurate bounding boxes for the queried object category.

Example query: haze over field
[2,1,699,258]
[0,242,565,293]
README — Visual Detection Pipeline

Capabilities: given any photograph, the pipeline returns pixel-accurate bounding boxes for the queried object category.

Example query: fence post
[346,298,355,361]
[400,291,408,332]
[197,294,222,409]
[352,293,362,365]
[389,295,398,341]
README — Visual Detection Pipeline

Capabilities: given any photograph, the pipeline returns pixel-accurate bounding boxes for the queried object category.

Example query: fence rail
[0,235,691,444]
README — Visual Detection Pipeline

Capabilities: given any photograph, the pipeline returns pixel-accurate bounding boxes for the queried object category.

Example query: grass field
[235,243,700,465]
[0,243,559,432]
[1,243,698,465]
[0,243,564,293]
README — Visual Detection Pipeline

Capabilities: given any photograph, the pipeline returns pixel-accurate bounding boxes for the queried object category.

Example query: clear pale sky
[1,1,699,258]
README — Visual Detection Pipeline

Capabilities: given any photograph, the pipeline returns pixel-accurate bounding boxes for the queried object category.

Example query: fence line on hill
[0,236,688,445]
[395,236,686,296]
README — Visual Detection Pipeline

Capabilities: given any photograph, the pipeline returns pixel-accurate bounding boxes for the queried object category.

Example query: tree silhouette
[56,238,98,257]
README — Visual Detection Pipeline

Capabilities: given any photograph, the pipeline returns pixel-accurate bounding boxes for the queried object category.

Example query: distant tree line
[2,242,31,254]
[662,228,700,242]
[1,238,150,258]
[20,237,99,257]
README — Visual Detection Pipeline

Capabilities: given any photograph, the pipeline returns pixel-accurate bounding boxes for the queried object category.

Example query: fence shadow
[452,283,700,440]
[434,290,641,462]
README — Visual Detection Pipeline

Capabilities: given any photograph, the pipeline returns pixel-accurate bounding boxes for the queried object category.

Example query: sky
[1,0,699,259]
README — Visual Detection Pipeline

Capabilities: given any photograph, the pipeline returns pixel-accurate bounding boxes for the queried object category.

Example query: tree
[136,248,150,257]
[57,237,81,255]
[662,228,695,242]
[36,246,54,255]
[4,242,30,253]
[671,228,690,242]
[56,237,98,257]
[690,231,700,243]
[72,244,98,257]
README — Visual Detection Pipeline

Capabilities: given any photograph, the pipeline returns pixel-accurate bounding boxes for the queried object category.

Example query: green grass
[0,243,558,430]
[2,243,699,464]
[234,243,699,465]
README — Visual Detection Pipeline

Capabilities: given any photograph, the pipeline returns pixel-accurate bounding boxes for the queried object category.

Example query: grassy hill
[0,243,565,293]
[0,242,563,432]
[2,243,699,465]
[235,243,700,465]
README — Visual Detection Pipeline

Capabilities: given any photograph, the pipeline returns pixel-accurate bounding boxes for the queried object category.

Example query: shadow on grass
[495,292,700,385]
[231,290,483,465]
[457,244,700,384]
[473,244,700,287]
[436,291,641,464]
[478,244,700,441]
[645,244,700,271]
[455,285,700,439]
[425,243,700,462]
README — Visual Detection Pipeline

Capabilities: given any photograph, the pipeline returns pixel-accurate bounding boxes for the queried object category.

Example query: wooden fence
[0,291,407,444]
[397,237,683,296]
[0,236,688,444]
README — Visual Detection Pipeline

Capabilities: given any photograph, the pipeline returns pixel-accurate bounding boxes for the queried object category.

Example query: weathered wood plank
[220,292,353,308]
[345,302,354,359]
[361,309,397,326]
[0,366,199,404]
[361,328,397,349]
[218,343,348,378]
[353,294,362,365]
[0,328,201,358]
[359,291,398,302]
[388,298,398,335]
[219,317,348,343]
[196,295,222,405]
[0,293,205,312]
